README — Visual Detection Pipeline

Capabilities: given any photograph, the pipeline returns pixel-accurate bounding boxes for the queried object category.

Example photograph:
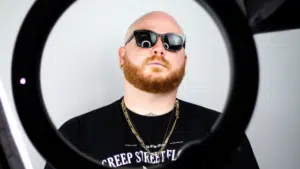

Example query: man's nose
[152,37,166,56]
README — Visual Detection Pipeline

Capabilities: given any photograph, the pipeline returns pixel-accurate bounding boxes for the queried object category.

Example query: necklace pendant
[150,152,159,156]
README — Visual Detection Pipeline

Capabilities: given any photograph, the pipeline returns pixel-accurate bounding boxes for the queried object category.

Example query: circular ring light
[11,0,259,168]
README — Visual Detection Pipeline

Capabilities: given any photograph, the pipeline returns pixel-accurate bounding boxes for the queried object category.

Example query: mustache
[144,55,170,67]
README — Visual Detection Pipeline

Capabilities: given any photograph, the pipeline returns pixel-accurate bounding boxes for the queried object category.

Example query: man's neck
[123,80,178,116]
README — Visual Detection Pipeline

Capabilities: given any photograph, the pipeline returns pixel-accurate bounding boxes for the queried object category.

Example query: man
[45,11,259,169]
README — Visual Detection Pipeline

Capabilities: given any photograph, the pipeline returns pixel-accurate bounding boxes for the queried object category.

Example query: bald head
[124,11,184,44]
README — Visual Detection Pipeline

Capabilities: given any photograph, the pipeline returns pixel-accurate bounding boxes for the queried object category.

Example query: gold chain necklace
[121,99,179,156]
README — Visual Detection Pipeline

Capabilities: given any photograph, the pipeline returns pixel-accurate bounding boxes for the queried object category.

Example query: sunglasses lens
[164,34,184,51]
[134,30,184,51]
[135,31,156,48]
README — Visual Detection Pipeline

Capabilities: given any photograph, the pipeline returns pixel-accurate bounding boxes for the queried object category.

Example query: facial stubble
[123,54,185,93]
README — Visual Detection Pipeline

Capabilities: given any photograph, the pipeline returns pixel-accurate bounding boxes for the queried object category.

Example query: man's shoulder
[78,98,121,120]
[177,98,221,117]
[177,98,222,128]
[58,98,122,130]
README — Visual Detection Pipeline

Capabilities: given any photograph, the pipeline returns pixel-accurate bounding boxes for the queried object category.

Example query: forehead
[133,17,184,35]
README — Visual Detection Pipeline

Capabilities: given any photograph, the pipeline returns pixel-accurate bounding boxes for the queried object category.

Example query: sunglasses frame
[124,29,186,52]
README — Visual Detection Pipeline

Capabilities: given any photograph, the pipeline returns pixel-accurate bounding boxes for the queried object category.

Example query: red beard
[123,54,185,93]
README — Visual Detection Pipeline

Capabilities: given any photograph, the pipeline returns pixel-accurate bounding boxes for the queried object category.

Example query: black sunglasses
[125,29,186,52]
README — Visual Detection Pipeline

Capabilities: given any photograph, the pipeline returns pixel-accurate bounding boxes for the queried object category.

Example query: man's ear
[118,46,126,68]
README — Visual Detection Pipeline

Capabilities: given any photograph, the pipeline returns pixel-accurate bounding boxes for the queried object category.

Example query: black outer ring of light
[11,0,259,169]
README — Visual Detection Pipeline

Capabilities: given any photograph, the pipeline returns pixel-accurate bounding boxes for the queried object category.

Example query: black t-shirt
[44,97,260,169]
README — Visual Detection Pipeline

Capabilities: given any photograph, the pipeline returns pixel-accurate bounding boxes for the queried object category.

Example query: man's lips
[147,62,166,67]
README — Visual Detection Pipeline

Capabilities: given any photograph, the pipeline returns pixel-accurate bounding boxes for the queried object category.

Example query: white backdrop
[39,0,230,128]
[0,0,300,169]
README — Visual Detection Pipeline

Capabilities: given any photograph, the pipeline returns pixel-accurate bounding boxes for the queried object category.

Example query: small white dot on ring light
[20,78,26,85]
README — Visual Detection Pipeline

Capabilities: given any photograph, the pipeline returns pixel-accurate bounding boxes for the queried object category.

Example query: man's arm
[43,118,82,169]
[224,133,260,169]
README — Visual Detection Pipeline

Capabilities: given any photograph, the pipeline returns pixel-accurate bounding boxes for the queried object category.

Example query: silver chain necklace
[121,99,179,156]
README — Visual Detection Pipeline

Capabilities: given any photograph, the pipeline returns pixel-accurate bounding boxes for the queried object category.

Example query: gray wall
[0,0,299,169]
